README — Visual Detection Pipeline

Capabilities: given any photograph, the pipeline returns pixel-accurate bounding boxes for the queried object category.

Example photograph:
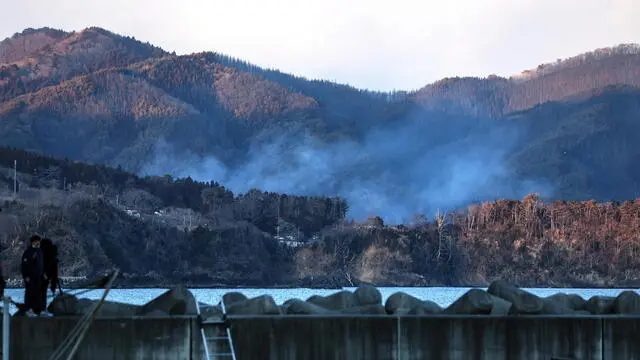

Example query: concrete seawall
[2,316,200,360]
[227,315,640,360]
[212,280,640,359]
[2,315,640,359]
[7,278,640,360]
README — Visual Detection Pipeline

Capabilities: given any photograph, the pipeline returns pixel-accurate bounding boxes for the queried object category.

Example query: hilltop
[412,44,640,116]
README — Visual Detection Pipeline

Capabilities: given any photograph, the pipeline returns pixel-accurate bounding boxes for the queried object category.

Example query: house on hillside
[275,235,304,248]
[124,209,141,218]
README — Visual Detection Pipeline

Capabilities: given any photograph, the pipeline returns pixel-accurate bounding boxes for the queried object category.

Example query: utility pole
[276,204,280,237]
[13,160,16,199]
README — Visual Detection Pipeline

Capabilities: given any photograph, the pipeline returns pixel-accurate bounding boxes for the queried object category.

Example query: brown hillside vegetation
[4,28,640,124]
[0,70,199,118]
[131,54,318,119]
[1,53,319,121]
[0,27,69,64]
[410,77,510,118]
[0,27,166,101]
[298,194,640,287]
[412,44,640,117]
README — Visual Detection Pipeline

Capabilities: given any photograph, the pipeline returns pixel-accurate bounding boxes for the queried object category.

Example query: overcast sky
[3,0,640,91]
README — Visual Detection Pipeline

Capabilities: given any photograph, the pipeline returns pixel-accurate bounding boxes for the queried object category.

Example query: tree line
[0,146,348,236]
[294,193,640,287]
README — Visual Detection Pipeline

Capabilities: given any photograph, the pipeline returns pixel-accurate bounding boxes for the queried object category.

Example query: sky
[2,0,640,91]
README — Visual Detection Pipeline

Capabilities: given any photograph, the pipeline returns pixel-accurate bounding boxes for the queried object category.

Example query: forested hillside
[1,146,639,287]
[0,146,346,286]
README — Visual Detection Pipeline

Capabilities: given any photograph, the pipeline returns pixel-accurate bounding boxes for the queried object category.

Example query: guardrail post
[396,315,401,360]
[3,296,10,360]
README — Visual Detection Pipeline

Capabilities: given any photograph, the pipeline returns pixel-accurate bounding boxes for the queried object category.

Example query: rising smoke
[140,112,551,224]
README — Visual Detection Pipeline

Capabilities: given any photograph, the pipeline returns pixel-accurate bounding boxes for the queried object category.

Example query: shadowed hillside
[0,146,346,286]
[1,147,640,287]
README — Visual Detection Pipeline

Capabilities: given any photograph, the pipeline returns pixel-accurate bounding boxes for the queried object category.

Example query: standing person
[40,238,59,316]
[0,256,5,299]
[21,235,45,317]
[0,206,4,299]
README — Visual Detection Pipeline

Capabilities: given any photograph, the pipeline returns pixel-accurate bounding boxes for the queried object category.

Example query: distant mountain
[411,44,640,117]
[1,27,640,221]
[0,27,166,102]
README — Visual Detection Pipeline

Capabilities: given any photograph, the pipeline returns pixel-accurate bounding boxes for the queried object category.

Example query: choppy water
[3,286,639,315]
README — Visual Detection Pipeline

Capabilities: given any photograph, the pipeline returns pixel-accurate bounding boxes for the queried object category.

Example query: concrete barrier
[3,314,640,359]
[225,315,640,360]
[602,317,640,359]
[1,316,199,360]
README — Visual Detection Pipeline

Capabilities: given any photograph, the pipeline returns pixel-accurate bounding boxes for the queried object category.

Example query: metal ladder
[197,300,237,360]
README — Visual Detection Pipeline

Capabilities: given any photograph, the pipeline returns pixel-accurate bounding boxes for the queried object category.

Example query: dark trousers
[24,279,45,314]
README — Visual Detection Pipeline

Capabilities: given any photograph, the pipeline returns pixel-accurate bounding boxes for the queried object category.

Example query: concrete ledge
[602,317,640,359]
[2,314,639,359]
[226,315,619,360]
[3,316,199,360]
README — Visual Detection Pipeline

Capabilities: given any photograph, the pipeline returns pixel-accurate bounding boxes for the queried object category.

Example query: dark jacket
[41,239,59,283]
[21,247,44,283]
[0,259,4,298]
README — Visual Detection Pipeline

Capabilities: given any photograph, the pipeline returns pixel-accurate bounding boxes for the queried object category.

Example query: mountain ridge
[1,26,640,221]
[3,27,640,101]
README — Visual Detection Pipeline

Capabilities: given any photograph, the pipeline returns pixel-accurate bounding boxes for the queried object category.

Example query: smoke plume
[141,112,551,224]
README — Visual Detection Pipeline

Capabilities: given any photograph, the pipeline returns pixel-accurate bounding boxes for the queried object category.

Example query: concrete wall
[3,315,640,360]
[227,315,640,360]
[602,317,640,360]
[2,316,199,360]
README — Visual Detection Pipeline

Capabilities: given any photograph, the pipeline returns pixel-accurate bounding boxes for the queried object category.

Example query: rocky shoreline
[220,280,640,316]
[31,280,640,318]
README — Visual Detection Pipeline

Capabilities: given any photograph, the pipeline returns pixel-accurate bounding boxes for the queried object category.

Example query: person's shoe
[25,309,36,317]
[39,311,53,317]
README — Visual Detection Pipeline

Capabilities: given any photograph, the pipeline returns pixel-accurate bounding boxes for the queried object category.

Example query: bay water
[4,287,639,315]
